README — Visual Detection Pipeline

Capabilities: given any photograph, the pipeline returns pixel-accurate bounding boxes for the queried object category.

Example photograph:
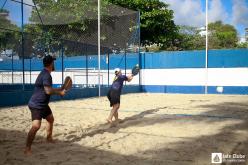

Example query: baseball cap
[43,55,56,67]
[114,68,121,75]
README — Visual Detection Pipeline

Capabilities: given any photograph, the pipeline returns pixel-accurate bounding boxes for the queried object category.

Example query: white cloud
[208,0,228,23]
[163,0,230,27]
[163,0,205,27]
[232,0,248,26]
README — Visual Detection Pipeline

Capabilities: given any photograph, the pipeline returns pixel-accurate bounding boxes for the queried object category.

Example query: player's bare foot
[106,118,112,123]
[24,148,32,156]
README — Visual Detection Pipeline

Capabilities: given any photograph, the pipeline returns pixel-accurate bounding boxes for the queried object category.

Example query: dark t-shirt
[28,69,52,109]
[111,75,128,92]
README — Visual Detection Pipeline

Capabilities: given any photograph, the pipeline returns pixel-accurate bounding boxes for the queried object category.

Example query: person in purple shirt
[24,55,66,155]
[107,68,133,124]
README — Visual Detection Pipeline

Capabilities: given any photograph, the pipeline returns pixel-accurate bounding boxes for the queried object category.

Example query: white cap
[114,68,121,74]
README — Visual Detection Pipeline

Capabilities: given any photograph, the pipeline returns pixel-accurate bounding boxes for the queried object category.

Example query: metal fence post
[107,53,109,87]
[21,0,25,90]
[61,43,64,84]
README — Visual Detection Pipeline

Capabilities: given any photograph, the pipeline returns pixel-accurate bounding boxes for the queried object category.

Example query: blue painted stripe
[1,49,247,71]
[0,85,141,107]
[0,53,140,71]
[142,85,248,95]
[141,51,206,69]
[0,84,34,91]
[207,86,248,95]
[142,85,205,94]
[208,49,248,68]
[141,49,248,69]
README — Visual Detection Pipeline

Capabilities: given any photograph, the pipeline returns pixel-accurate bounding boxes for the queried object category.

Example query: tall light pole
[98,0,101,97]
[205,0,208,94]
[21,0,25,90]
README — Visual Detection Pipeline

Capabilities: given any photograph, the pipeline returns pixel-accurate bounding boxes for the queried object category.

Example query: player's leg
[107,90,111,107]
[113,92,121,122]
[45,114,54,142]
[44,106,54,142]
[114,111,118,121]
[114,104,120,121]
[107,90,120,123]
[107,103,119,123]
[24,119,41,155]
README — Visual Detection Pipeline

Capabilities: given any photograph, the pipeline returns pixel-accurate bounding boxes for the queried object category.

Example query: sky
[162,0,248,37]
[0,0,34,25]
[1,0,248,36]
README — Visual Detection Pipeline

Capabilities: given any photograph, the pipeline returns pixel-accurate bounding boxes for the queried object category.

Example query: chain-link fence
[0,0,140,93]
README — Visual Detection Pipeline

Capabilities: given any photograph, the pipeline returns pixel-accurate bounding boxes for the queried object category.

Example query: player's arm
[126,75,133,82]
[43,74,65,96]
[44,86,65,96]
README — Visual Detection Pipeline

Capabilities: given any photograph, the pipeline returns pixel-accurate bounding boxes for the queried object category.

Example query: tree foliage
[177,26,205,50]
[177,21,239,50]
[237,42,248,48]
[25,0,138,56]
[0,9,20,52]
[208,21,238,49]
[106,0,179,50]
[1,1,242,56]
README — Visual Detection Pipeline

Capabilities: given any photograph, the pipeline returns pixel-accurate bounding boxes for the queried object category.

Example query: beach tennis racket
[131,64,140,76]
[62,76,72,91]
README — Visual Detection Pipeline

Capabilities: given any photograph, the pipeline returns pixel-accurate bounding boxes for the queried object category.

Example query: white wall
[0,69,140,86]
[141,68,248,86]
[1,68,248,88]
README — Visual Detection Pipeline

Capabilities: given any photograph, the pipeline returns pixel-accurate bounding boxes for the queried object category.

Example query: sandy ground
[0,93,248,165]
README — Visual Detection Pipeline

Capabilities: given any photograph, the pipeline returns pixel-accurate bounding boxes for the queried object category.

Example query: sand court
[0,93,248,165]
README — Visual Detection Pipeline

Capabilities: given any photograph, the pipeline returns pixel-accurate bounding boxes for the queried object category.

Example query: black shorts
[107,89,121,107]
[29,106,52,121]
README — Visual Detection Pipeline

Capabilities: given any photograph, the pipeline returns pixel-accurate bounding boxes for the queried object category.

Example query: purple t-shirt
[28,69,52,109]
[111,75,128,92]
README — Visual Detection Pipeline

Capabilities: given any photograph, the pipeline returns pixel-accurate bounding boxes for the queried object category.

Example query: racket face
[132,65,140,76]
[63,76,72,90]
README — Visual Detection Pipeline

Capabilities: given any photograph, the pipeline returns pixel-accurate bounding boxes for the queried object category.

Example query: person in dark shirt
[107,68,133,124]
[24,55,66,155]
